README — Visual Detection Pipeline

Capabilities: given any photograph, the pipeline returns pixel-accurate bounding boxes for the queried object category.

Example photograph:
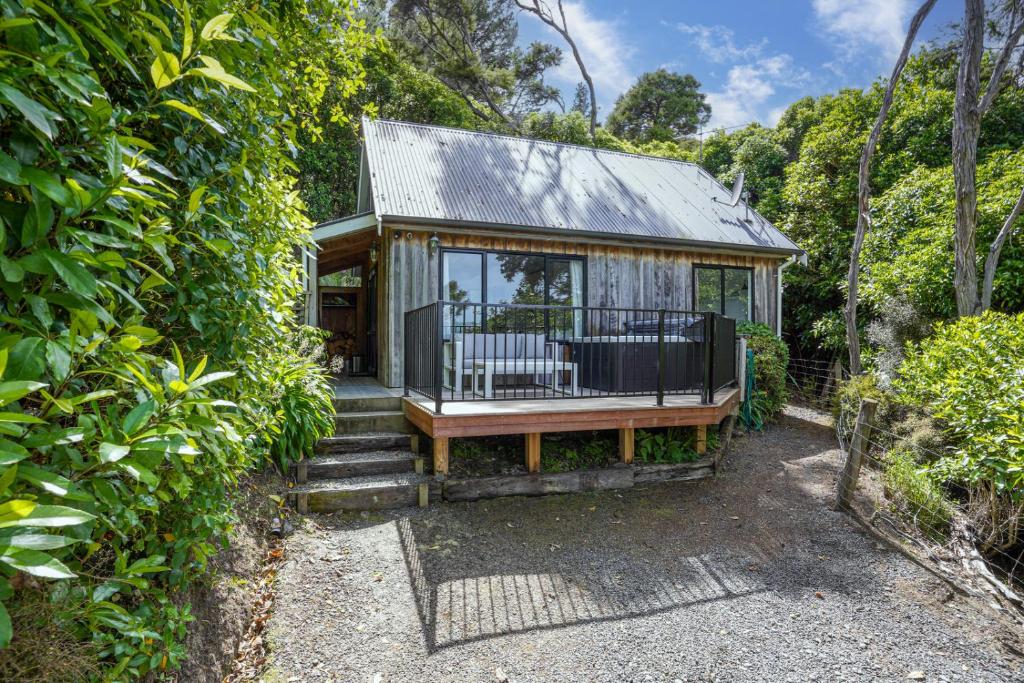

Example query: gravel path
[263,408,1024,682]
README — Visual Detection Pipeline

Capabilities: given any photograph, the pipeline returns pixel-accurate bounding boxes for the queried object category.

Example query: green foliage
[0,0,371,674]
[896,312,1024,500]
[540,432,616,473]
[882,444,954,540]
[738,322,789,423]
[606,69,711,143]
[635,427,702,464]
[832,374,894,444]
[863,149,1024,319]
[266,327,335,474]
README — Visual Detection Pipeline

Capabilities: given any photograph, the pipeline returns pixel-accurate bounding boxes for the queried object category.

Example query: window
[441,250,586,335]
[694,265,752,321]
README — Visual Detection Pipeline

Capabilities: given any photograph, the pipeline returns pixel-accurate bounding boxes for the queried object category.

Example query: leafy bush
[266,328,335,473]
[738,321,789,424]
[896,312,1024,551]
[0,0,373,675]
[541,432,616,473]
[635,427,703,464]
[832,373,895,444]
[882,444,954,540]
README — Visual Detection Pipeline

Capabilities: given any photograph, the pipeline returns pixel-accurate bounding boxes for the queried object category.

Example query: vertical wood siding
[379,227,782,387]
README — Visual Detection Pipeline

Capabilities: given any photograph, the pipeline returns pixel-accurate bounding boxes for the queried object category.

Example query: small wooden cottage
[304,118,803,474]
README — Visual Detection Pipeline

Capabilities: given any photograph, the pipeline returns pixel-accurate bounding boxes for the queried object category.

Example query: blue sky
[517,0,962,130]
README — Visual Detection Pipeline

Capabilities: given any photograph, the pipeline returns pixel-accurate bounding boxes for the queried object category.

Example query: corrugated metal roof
[362,118,802,254]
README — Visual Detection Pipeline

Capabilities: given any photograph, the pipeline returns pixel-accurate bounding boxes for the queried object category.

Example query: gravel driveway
[263,407,1024,682]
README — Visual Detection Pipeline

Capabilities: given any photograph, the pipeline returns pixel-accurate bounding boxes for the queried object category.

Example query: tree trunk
[952,0,986,317]
[845,0,937,374]
[981,183,1024,310]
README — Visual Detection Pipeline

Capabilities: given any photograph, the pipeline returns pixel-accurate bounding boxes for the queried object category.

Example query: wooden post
[410,433,420,455]
[433,436,449,478]
[619,427,635,464]
[296,458,308,484]
[833,398,878,510]
[526,433,541,473]
[696,425,707,455]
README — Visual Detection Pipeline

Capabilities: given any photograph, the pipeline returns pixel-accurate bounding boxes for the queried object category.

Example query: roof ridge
[362,116,711,172]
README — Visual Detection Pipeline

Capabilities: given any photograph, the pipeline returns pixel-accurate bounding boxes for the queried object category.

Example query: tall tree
[952,0,1024,316]
[844,0,937,375]
[390,0,562,126]
[570,81,591,118]
[606,69,710,143]
[514,1,598,138]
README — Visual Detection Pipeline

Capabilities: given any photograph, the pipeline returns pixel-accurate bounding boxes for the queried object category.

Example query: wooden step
[332,395,403,413]
[304,451,421,479]
[290,473,429,512]
[316,432,412,454]
[334,410,409,435]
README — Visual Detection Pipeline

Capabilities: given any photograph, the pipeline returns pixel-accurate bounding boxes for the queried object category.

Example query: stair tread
[309,450,417,465]
[334,410,404,418]
[294,472,428,493]
[319,432,409,442]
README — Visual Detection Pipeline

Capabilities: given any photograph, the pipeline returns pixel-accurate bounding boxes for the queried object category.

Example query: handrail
[404,301,738,410]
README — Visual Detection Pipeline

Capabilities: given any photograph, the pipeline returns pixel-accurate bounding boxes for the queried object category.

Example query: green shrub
[832,373,894,443]
[265,327,335,473]
[882,444,954,540]
[635,427,702,464]
[0,0,374,675]
[541,432,616,473]
[896,312,1024,552]
[737,321,789,424]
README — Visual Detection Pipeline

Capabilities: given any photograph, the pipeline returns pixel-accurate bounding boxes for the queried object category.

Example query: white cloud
[705,55,811,129]
[520,1,635,115]
[812,0,912,62]
[673,23,767,63]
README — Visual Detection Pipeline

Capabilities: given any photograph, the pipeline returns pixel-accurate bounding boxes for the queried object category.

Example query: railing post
[434,302,444,414]
[702,312,716,404]
[403,311,410,398]
[656,309,666,406]
[833,398,879,510]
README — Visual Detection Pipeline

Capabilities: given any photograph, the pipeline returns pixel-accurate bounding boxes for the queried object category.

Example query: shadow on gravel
[396,514,769,653]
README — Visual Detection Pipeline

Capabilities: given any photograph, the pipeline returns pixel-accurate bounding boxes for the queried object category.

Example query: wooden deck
[403,388,739,438]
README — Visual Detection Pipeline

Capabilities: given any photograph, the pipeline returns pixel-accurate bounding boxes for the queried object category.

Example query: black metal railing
[404,301,738,409]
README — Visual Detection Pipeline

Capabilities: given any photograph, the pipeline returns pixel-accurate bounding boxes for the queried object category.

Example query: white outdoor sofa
[443,332,578,399]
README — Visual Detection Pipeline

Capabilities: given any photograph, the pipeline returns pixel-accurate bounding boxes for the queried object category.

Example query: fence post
[833,398,879,510]
[656,309,666,406]
[434,302,444,414]
[701,312,716,404]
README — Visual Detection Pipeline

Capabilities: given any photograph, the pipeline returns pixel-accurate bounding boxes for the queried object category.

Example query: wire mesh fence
[787,356,847,410]
[835,401,1024,614]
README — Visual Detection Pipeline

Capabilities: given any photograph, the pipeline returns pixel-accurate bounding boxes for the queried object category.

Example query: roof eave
[379,214,805,258]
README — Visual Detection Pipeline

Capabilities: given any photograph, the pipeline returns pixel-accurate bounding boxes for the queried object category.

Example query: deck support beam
[433,436,449,477]
[619,427,635,464]
[696,425,707,455]
[526,433,541,473]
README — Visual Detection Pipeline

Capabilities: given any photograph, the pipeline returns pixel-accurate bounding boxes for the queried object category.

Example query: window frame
[438,247,588,308]
[692,263,755,321]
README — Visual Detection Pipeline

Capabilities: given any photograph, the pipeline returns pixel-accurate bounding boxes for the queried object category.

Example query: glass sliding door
[547,257,584,338]
[442,251,484,336]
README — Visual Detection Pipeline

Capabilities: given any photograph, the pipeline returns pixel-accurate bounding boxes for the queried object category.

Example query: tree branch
[515,0,598,138]
[979,3,1024,115]
[981,183,1024,310]
[845,0,937,374]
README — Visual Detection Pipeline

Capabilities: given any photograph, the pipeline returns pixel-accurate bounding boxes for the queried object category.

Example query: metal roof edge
[379,215,804,258]
[312,211,377,243]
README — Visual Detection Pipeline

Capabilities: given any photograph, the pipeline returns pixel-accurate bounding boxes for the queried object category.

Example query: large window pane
[695,267,722,313]
[442,252,482,303]
[547,258,584,337]
[486,253,545,304]
[724,268,752,321]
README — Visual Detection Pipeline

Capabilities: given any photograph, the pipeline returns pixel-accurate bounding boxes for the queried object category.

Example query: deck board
[403,388,740,438]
